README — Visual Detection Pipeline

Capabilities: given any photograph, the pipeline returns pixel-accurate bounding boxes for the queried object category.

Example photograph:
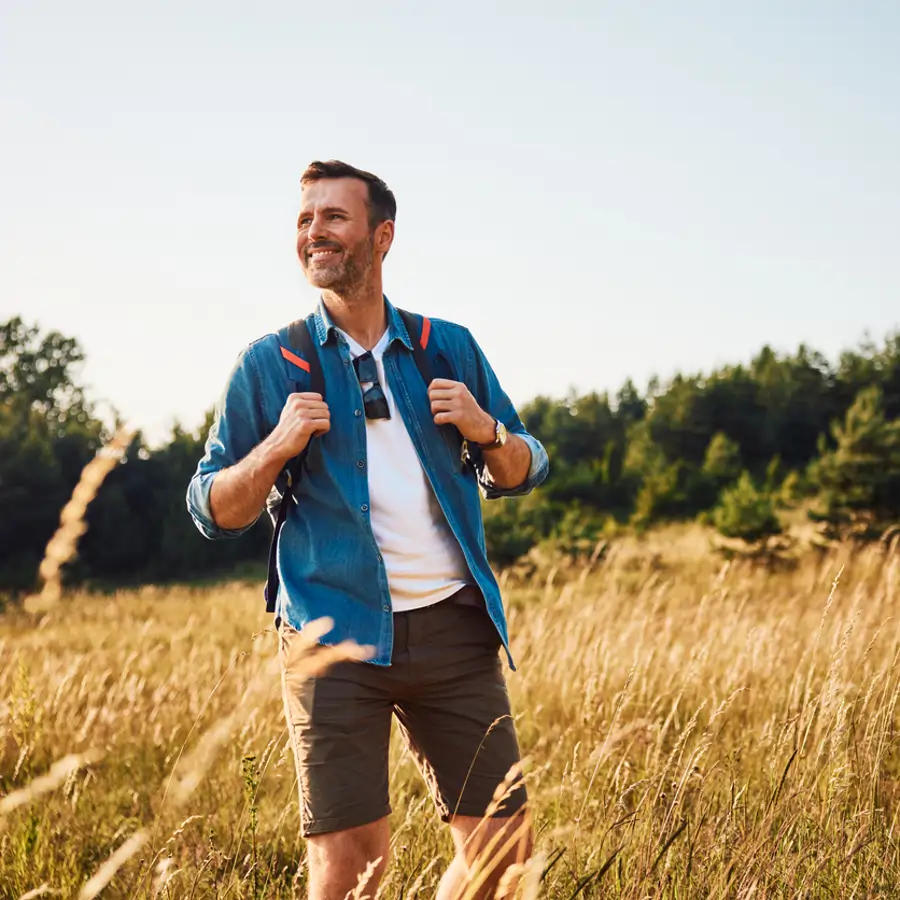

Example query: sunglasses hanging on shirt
[353,351,391,420]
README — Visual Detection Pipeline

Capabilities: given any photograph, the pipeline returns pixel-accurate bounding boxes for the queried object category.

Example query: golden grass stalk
[512,852,546,900]
[0,750,102,823]
[25,426,134,612]
[77,829,149,900]
[282,615,374,680]
[493,862,527,899]
[457,811,533,900]
[17,884,58,899]
[350,855,384,900]
[167,717,237,809]
[150,857,177,898]
[454,765,533,900]
[401,857,443,900]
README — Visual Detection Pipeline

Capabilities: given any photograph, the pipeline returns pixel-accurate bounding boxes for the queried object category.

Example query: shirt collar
[313,295,413,351]
[313,300,335,346]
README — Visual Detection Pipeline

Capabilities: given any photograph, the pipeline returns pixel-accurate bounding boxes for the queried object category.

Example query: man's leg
[306,817,391,900]
[279,623,398,899]
[437,813,532,900]
[394,593,531,900]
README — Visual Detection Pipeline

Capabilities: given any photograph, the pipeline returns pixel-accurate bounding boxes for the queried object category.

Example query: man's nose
[308,212,330,242]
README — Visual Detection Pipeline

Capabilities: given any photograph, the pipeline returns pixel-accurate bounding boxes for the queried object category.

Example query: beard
[302,232,375,293]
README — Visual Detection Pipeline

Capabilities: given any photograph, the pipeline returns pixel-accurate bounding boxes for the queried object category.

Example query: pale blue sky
[2,1,898,444]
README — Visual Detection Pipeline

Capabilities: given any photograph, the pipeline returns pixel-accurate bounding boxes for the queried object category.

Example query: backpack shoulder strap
[397,308,434,386]
[398,308,473,458]
[264,313,324,616]
[285,314,326,398]
[278,314,325,491]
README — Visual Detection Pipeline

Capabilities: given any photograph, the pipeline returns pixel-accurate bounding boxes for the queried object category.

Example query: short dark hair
[300,160,397,226]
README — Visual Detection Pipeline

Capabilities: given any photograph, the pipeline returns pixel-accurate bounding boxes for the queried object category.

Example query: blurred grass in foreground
[2,526,900,898]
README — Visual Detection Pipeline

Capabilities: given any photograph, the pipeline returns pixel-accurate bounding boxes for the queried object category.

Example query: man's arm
[210,392,331,531]
[479,436,533,490]
[187,341,332,539]
[481,432,531,490]
[427,380,531,489]
[428,326,549,499]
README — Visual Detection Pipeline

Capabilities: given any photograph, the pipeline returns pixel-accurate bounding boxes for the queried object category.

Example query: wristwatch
[477,418,508,450]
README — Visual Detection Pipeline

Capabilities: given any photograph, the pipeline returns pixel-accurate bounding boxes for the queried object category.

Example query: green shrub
[713,472,782,544]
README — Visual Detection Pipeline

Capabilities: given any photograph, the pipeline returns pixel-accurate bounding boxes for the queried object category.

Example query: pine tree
[713,471,782,544]
[702,432,742,486]
[809,386,900,538]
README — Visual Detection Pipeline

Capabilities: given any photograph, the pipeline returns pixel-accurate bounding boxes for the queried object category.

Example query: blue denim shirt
[187,299,549,667]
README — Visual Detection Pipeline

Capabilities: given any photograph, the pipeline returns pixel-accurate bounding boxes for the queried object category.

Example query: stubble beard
[304,233,375,297]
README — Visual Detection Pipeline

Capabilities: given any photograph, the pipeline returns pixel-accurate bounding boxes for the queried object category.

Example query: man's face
[296,178,388,291]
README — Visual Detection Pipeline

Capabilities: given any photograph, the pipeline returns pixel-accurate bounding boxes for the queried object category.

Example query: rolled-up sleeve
[463,330,550,500]
[186,346,269,539]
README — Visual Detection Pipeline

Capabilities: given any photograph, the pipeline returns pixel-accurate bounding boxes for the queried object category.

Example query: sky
[2,1,898,444]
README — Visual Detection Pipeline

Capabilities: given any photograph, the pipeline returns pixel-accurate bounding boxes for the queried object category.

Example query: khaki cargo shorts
[279,586,527,836]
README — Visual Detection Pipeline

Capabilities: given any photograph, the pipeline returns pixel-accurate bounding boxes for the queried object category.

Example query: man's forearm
[210,435,290,531]
[481,433,532,490]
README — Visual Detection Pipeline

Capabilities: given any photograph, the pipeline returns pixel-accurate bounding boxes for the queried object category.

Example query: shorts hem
[301,805,392,838]
[439,790,528,824]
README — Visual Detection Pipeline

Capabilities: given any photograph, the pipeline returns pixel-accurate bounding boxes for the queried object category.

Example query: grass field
[2,527,900,898]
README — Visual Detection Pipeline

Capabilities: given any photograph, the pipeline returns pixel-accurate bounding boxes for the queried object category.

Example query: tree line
[2,316,899,592]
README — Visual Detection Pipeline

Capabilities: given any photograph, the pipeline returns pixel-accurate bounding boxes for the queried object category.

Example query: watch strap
[477,418,506,450]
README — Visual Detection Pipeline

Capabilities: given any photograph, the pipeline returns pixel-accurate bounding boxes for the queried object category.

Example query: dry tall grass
[24,427,134,614]
[2,527,899,897]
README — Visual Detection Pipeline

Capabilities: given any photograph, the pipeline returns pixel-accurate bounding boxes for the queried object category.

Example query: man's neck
[321,283,388,351]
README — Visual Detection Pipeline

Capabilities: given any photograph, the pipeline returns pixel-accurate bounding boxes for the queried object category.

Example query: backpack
[264,308,449,613]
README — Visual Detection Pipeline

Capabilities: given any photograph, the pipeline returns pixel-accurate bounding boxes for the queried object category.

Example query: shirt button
[361,504,368,512]
[357,459,365,468]
[382,604,390,612]
[354,408,362,417]
[344,359,351,366]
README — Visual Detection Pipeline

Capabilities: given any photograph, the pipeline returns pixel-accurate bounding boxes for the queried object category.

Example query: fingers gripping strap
[282,315,325,489]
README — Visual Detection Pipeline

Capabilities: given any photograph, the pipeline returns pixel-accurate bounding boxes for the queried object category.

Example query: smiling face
[296,177,393,293]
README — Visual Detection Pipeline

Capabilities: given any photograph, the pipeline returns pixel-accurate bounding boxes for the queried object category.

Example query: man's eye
[329,213,343,220]
[298,218,311,227]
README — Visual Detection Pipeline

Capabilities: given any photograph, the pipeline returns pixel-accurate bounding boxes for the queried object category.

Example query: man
[187,160,549,900]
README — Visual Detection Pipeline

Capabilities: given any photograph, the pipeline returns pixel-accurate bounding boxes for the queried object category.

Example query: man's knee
[306,818,390,899]
[450,814,533,897]
[455,813,532,863]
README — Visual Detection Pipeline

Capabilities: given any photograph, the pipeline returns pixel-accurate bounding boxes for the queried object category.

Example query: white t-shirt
[337,327,471,612]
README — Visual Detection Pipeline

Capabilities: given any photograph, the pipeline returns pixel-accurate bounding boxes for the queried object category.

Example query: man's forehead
[300,177,368,209]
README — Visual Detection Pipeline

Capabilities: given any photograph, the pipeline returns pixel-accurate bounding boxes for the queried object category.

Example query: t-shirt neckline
[337,326,390,360]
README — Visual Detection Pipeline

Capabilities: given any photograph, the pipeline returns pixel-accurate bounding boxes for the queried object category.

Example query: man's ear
[375,219,395,260]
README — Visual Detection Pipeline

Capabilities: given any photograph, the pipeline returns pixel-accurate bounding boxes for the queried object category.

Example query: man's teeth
[311,249,338,258]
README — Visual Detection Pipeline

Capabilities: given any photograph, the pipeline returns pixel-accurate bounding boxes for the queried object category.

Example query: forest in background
[2,315,899,592]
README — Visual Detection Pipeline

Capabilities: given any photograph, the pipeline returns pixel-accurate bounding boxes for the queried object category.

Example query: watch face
[478,420,507,449]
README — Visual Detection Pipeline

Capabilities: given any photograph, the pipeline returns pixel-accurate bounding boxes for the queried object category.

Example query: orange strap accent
[280,346,311,372]
[420,316,431,350]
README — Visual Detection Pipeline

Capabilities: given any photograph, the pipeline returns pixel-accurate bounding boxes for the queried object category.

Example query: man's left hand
[427,379,496,445]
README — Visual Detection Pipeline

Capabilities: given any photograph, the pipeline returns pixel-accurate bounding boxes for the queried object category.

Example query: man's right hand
[209,393,330,532]
[269,392,331,461]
